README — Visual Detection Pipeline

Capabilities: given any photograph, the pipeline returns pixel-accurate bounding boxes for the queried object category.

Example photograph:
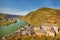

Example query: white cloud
[0,8,30,16]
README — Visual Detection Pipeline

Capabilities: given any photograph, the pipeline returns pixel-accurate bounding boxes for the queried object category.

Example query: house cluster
[2,25,35,40]
[17,24,35,36]
[3,23,59,40]
[0,18,17,26]
[13,23,59,37]
[34,23,59,37]
[0,18,16,22]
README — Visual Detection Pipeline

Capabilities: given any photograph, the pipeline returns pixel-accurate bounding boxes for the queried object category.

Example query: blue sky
[0,0,60,15]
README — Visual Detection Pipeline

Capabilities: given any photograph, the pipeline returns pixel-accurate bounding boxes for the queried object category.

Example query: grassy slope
[21,7,60,28]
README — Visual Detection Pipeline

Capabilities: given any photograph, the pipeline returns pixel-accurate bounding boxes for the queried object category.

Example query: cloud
[0,8,30,16]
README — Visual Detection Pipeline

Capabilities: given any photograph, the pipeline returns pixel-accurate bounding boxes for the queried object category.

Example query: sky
[0,0,60,15]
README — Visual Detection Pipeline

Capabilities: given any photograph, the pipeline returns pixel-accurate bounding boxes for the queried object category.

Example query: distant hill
[21,7,60,28]
[0,13,22,18]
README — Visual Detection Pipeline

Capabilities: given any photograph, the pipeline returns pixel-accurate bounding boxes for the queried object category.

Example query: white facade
[34,27,40,30]
[39,23,59,37]
[53,27,58,33]
[41,25,50,31]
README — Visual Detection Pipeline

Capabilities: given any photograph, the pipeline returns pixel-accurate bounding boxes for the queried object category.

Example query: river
[0,19,27,38]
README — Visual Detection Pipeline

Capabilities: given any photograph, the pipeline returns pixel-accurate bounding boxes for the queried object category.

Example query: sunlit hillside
[21,7,60,28]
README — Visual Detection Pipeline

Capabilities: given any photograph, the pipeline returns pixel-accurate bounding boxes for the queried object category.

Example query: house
[34,23,58,37]
[41,23,58,36]
[34,27,40,31]
[41,23,58,33]
[53,27,58,33]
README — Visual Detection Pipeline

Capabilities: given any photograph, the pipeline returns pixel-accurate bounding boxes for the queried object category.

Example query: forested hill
[21,7,60,28]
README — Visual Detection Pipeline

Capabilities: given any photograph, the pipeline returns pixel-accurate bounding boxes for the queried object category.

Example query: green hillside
[21,7,60,28]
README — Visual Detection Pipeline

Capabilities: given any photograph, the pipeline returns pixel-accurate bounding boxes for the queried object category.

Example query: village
[2,23,60,40]
[0,17,17,27]
[17,23,60,37]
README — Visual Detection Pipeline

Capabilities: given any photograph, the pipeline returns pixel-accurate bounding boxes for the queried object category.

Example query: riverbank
[0,19,27,38]
[0,18,17,27]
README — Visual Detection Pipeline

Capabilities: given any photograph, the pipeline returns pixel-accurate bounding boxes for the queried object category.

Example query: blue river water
[0,19,27,38]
